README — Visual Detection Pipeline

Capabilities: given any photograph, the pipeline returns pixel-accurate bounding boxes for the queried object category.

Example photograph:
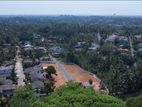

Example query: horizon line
[0,14,142,17]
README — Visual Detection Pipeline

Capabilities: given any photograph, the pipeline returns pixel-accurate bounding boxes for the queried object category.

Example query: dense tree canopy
[37,81,126,107]
[9,85,37,107]
[126,96,142,107]
[9,82,126,107]
[45,66,56,76]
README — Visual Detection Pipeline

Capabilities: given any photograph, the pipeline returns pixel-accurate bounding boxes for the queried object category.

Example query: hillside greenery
[9,81,126,107]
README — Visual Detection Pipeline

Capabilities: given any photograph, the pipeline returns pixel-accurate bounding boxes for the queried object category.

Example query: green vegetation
[0,46,16,65]
[89,79,93,85]
[9,85,37,107]
[126,96,142,107]
[0,96,7,106]
[45,66,56,77]
[10,68,17,83]
[64,43,142,97]
[1,16,142,105]
[9,81,126,107]
[44,66,56,94]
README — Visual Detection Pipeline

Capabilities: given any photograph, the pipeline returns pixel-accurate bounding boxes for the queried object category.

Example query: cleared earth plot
[64,64,101,92]
[40,62,102,92]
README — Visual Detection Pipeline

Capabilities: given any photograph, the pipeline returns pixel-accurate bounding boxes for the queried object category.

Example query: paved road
[15,48,25,86]
[49,55,73,81]
[129,36,134,57]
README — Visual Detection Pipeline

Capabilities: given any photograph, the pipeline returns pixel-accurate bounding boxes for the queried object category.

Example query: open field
[40,62,103,92]
[64,64,101,92]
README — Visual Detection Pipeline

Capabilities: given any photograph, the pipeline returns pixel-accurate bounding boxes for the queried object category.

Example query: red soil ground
[64,64,101,92]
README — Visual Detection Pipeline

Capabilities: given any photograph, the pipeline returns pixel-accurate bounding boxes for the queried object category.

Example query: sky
[0,1,142,16]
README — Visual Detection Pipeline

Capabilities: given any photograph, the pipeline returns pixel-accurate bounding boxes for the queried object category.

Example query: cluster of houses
[0,66,16,99]
[24,65,47,96]
[22,41,48,68]
[73,33,130,52]
[133,34,142,56]
[77,33,142,56]
[23,55,54,96]
[74,42,86,51]
[23,41,47,53]
[106,34,129,49]
[74,41,100,52]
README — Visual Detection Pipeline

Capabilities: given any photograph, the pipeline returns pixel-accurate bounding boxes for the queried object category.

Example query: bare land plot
[64,64,101,92]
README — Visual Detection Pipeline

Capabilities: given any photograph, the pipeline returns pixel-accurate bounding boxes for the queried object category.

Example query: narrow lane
[49,55,73,81]
[15,47,25,86]
[128,36,134,57]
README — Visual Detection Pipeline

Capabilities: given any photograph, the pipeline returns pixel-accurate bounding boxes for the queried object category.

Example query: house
[31,80,46,97]
[34,46,47,53]
[74,43,81,48]
[88,43,100,51]
[0,66,16,99]
[24,66,47,96]
[50,46,62,55]
[0,73,16,100]
[74,42,86,51]
[3,44,11,48]
[134,35,142,43]
[24,66,46,82]
[137,43,142,51]
[116,36,129,48]
[106,34,118,43]
[23,42,33,50]
[23,59,33,68]
[0,84,16,98]
[24,66,43,74]
[31,80,44,93]
[2,79,13,85]
[74,42,82,51]
[40,56,54,63]
[0,66,13,78]
[30,71,45,82]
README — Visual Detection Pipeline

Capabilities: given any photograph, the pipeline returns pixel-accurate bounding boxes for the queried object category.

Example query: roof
[118,36,128,41]
[74,44,81,48]
[23,59,33,63]
[0,77,7,81]
[30,71,44,81]
[35,46,46,51]
[24,66,42,74]
[137,43,142,48]
[107,34,118,42]
[2,79,13,85]
[0,67,12,77]
[0,84,16,93]
[134,35,142,38]
[88,43,100,50]
[50,47,62,54]
[31,80,44,89]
